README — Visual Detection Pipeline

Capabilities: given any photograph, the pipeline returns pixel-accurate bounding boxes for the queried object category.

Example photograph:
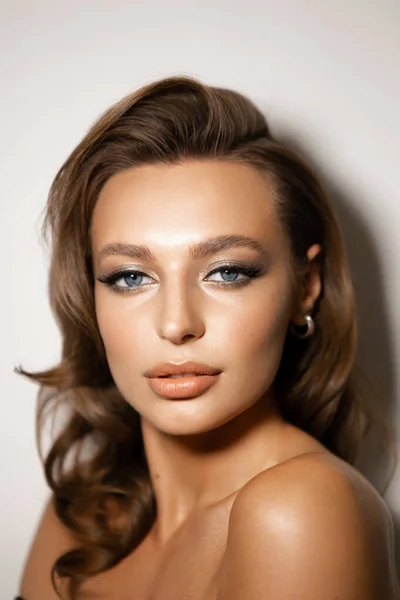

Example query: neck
[140,392,288,545]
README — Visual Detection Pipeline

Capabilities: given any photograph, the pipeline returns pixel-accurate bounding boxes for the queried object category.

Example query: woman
[15,75,399,599]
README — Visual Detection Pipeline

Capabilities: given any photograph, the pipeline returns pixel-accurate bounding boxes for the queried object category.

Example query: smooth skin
[19,160,399,599]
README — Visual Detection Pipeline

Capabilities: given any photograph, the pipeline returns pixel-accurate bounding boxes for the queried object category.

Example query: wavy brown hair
[16,74,395,599]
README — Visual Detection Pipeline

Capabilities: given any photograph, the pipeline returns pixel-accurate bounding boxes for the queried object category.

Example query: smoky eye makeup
[96,260,266,294]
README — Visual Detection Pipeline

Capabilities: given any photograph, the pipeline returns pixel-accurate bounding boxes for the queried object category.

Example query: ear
[291,244,322,326]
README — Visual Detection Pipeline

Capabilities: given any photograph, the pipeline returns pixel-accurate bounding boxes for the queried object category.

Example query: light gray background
[1,0,399,595]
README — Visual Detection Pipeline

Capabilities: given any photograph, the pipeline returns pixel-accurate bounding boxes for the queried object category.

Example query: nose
[156,278,205,345]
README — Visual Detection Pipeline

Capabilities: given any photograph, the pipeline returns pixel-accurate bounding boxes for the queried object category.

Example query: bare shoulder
[19,494,77,600]
[217,451,400,600]
[237,450,393,527]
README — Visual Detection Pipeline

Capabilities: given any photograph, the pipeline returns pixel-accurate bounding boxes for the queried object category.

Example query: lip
[144,361,221,378]
[147,374,220,399]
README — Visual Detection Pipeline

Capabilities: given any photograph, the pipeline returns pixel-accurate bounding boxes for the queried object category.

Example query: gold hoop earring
[289,314,315,339]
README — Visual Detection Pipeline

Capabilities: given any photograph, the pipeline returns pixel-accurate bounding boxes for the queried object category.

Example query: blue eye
[206,267,246,283]
[96,262,263,294]
[121,272,151,288]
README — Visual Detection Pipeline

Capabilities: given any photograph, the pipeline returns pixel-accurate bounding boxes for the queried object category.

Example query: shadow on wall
[276,133,399,581]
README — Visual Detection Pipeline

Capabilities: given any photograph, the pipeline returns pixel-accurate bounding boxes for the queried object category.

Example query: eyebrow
[98,234,267,264]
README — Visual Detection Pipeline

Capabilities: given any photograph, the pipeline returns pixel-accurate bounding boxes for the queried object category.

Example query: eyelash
[96,262,264,294]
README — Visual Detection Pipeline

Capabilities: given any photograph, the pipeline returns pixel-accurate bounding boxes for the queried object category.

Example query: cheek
[94,293,145,364]
[220,288,292,398]
[95,300,151,401]
[225,289,291,360]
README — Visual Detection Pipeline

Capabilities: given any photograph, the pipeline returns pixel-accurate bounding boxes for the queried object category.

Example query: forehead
[90,160,286,257]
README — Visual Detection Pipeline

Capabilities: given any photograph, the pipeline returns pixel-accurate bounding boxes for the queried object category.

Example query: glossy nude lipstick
[144,360,221,399]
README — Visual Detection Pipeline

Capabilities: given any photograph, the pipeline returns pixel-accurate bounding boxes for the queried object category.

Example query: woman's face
[91,160,298,435]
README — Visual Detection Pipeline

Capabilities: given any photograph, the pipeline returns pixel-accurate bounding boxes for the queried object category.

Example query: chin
[140,399,234,437]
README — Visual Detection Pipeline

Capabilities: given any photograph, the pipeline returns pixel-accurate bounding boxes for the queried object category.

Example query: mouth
[144,361,221,379]
[158,373,203,378]
[146,372,221,399]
